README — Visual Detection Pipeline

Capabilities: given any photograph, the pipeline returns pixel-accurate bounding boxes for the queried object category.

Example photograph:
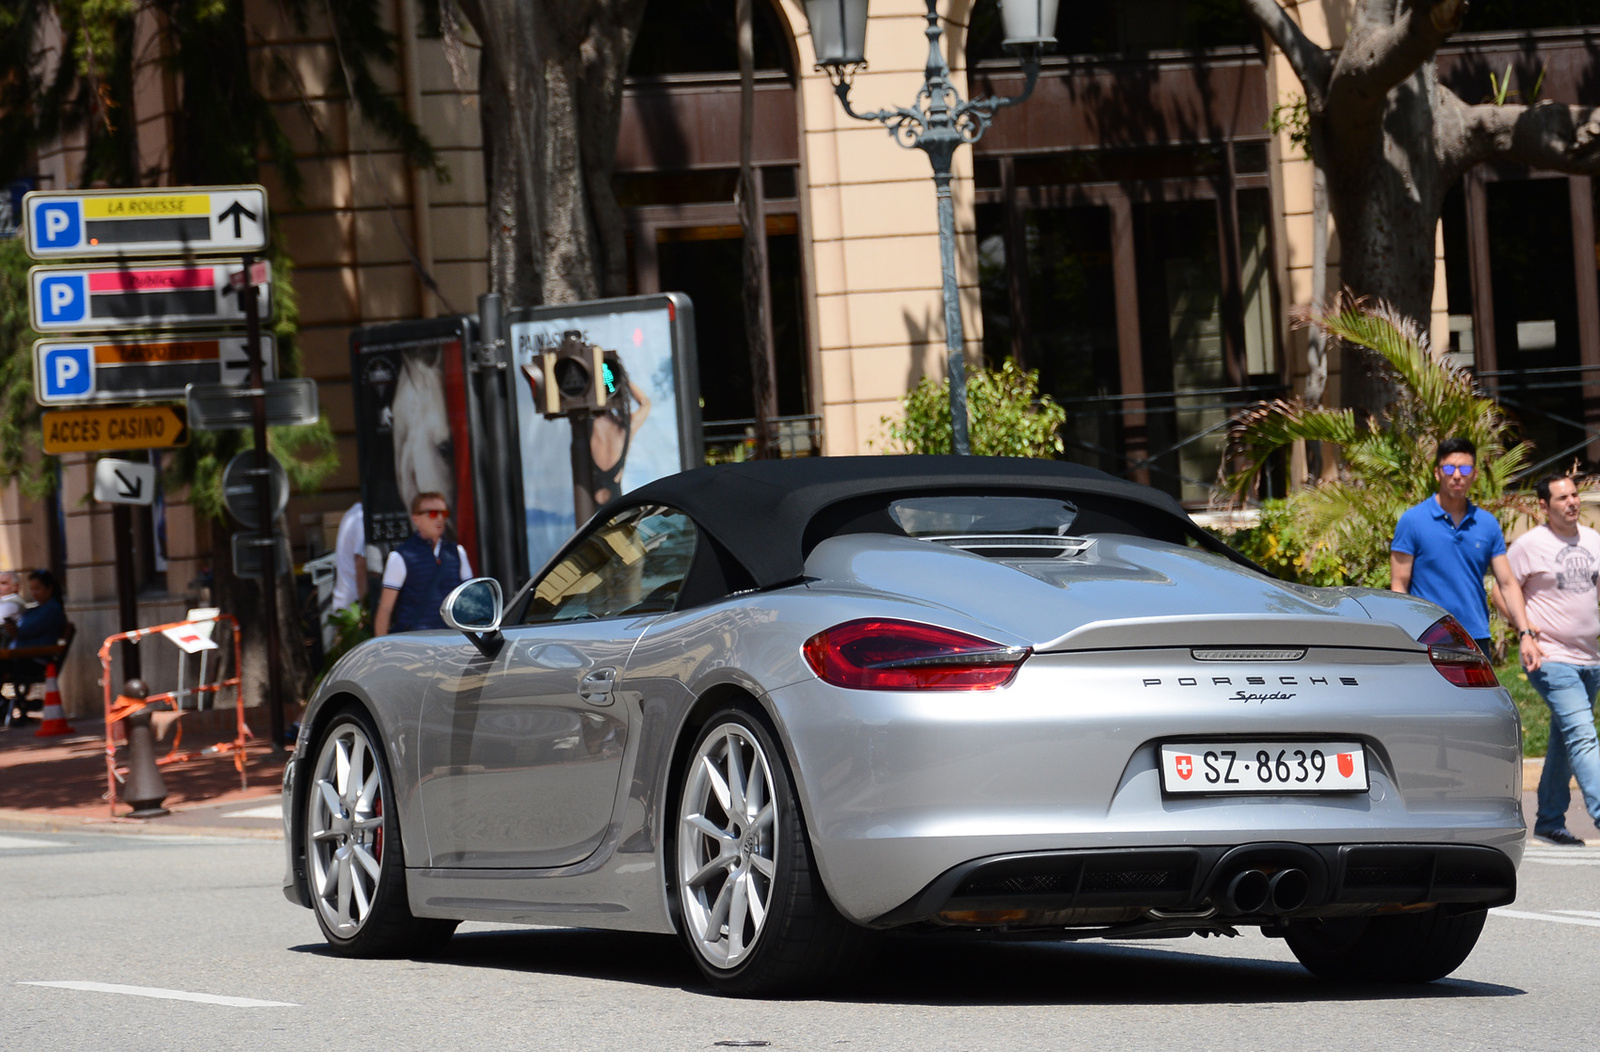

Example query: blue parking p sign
[37,273,86,324]
[41,345,92,399]
[31,200,81,251]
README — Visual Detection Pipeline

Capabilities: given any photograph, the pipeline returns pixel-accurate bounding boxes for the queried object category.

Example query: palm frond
[1223,399,1357,498]
[1220,294,1538,587]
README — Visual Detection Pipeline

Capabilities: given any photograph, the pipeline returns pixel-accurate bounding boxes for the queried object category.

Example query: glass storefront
[978,203,1122,472]
[1443,171,1599,471]
[974,154,1281,503]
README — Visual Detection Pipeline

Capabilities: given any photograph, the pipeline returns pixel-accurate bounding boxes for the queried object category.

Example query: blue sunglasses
[1439,464,1475,477]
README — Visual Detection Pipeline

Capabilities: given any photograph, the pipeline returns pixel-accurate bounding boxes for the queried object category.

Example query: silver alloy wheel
[678,721,779,969]
[307,721,387,939]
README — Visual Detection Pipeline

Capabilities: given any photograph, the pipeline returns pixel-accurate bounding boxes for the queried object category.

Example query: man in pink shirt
[1508,474,1600,846]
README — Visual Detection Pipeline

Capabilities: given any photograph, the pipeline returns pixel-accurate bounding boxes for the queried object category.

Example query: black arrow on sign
[114,469,144,501]
[217,200,257,238]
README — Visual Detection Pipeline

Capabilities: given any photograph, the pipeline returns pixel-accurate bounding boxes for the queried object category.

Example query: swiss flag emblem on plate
[1337,753,1355,778]
[1175,755,1193,780]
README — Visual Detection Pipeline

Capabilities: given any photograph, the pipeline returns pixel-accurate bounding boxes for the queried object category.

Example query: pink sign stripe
[88,267,213,292]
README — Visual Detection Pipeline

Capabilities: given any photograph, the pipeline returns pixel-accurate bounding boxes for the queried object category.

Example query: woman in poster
[590,352,651,505]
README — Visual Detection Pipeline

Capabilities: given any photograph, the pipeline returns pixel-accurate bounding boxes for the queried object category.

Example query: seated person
[0,571,23,625]
[3,570,66,723]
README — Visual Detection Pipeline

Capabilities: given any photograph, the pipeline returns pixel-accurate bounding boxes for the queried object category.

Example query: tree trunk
[462,1,545,307]
[457,0,646,307]
[1321,67,1449,413]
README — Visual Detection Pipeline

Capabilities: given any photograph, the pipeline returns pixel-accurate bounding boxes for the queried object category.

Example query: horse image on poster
[391,347,453,513]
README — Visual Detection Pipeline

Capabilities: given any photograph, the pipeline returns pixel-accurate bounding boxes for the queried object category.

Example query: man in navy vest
[374,491,473,635]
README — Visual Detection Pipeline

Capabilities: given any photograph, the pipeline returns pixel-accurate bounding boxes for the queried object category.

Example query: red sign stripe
[87,267,214,292]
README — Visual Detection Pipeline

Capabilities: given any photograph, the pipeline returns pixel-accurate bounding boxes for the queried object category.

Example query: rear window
[888,496,1080,538]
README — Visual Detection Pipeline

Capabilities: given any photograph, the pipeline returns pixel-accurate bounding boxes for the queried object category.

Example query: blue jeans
[1527,662,1600,834]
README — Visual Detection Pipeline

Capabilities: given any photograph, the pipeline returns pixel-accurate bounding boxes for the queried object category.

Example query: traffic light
[538,330,606,418]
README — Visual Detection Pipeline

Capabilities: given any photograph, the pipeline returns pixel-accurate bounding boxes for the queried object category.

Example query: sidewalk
[0,712,288,839]
[1520,756,1599,843]
[2,722,1593,846]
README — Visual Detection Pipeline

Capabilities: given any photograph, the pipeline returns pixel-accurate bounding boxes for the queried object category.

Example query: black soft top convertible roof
[608,456,1256,591]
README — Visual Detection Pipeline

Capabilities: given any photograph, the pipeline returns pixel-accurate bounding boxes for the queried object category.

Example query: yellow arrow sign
[41,405,189,454]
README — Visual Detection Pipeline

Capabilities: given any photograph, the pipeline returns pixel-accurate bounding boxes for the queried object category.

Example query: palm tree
[1222,296,1534,587]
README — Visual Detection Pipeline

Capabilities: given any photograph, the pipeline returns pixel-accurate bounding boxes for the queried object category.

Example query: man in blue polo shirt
[1391,436,1542,668]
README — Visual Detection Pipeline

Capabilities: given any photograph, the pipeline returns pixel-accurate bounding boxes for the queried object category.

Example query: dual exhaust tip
[1223,867,1310,914]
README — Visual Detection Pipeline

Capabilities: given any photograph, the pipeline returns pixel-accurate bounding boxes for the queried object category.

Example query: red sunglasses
[414,508,450,520]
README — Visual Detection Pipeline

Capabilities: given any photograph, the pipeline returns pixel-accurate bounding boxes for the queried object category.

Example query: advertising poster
[508,293,699,575]
[349,316,480,577]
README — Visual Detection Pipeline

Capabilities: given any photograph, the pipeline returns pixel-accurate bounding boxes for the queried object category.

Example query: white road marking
[222,802,282,820]
[19,981,297,1008]
[1521,856,1600,866]
[0,835,68,850]
[1551,909,1600,919]
[1492,908,1600,929]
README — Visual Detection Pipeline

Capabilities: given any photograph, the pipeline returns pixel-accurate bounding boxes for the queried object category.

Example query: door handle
[578,667,618,704]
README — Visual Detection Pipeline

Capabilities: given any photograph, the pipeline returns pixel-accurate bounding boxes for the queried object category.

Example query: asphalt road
[1,829,1595,1052]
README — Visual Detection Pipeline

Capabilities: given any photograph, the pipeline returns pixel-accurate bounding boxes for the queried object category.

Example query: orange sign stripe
[93,340,220,365]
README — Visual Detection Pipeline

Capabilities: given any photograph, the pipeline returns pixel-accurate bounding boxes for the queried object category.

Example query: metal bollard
[119,679,170,819]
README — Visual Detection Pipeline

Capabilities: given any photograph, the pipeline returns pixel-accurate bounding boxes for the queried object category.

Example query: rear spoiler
[1038,613,1426,654]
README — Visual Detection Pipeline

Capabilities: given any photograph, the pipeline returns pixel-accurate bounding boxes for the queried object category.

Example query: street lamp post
[804,0,1056,454]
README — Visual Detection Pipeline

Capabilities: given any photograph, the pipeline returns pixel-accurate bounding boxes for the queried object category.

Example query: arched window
[967,0,1256,62]
[629,0,795,79]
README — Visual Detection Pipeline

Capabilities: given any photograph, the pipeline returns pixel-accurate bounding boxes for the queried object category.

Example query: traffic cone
[34,664,75,738]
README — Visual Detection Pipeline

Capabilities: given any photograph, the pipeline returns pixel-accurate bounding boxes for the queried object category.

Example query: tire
[1284,907,1488,982]
[305,708,457,957]
[671,705,876,996]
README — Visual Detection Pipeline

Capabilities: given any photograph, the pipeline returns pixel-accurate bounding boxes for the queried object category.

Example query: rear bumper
[765,647,1524,924]
[871,842,1518,929]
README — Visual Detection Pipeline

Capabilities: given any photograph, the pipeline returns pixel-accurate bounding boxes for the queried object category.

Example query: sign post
[92,459,157,505]
[33,333,276,405]
[23,186,268,259]
[184,377,317,430]
[22,184,297,732]
[94,456,159,680]
[40,405,188,455]
[239,251,286,754]
[28,259,270,332]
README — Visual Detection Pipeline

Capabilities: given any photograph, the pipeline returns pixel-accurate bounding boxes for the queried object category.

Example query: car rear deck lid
[1038,613,1426,653]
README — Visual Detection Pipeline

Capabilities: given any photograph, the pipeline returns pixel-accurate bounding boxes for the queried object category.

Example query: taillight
[1419,616,1498,688]
[802,619,1029,691]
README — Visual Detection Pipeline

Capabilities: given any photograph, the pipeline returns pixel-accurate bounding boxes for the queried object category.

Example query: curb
[0,806,283,840]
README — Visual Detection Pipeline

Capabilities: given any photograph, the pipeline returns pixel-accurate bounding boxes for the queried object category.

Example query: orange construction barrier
[99,613,247,818]
[33,663,74,737]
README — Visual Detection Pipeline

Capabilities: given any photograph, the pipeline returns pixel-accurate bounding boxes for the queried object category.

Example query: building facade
[5,0,1599,712]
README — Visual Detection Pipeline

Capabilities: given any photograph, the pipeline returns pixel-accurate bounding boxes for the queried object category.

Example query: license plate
[1159,742,1368,793]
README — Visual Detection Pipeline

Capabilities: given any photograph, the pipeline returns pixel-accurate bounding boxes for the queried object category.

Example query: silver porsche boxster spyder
[282,456,1522,995]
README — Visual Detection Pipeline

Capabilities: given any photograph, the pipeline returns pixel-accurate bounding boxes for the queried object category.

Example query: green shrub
[318,599,372,682]
[1213,499,1348,586]
[1222,297,1536,587]
[878,359,1066,458]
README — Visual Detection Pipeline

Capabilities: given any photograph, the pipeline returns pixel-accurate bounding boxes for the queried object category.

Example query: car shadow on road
[294,927,1523,1005]
[833,934,1523,1006]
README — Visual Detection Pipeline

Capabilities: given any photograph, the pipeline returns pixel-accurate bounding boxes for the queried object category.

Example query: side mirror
[441,577,504,657]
